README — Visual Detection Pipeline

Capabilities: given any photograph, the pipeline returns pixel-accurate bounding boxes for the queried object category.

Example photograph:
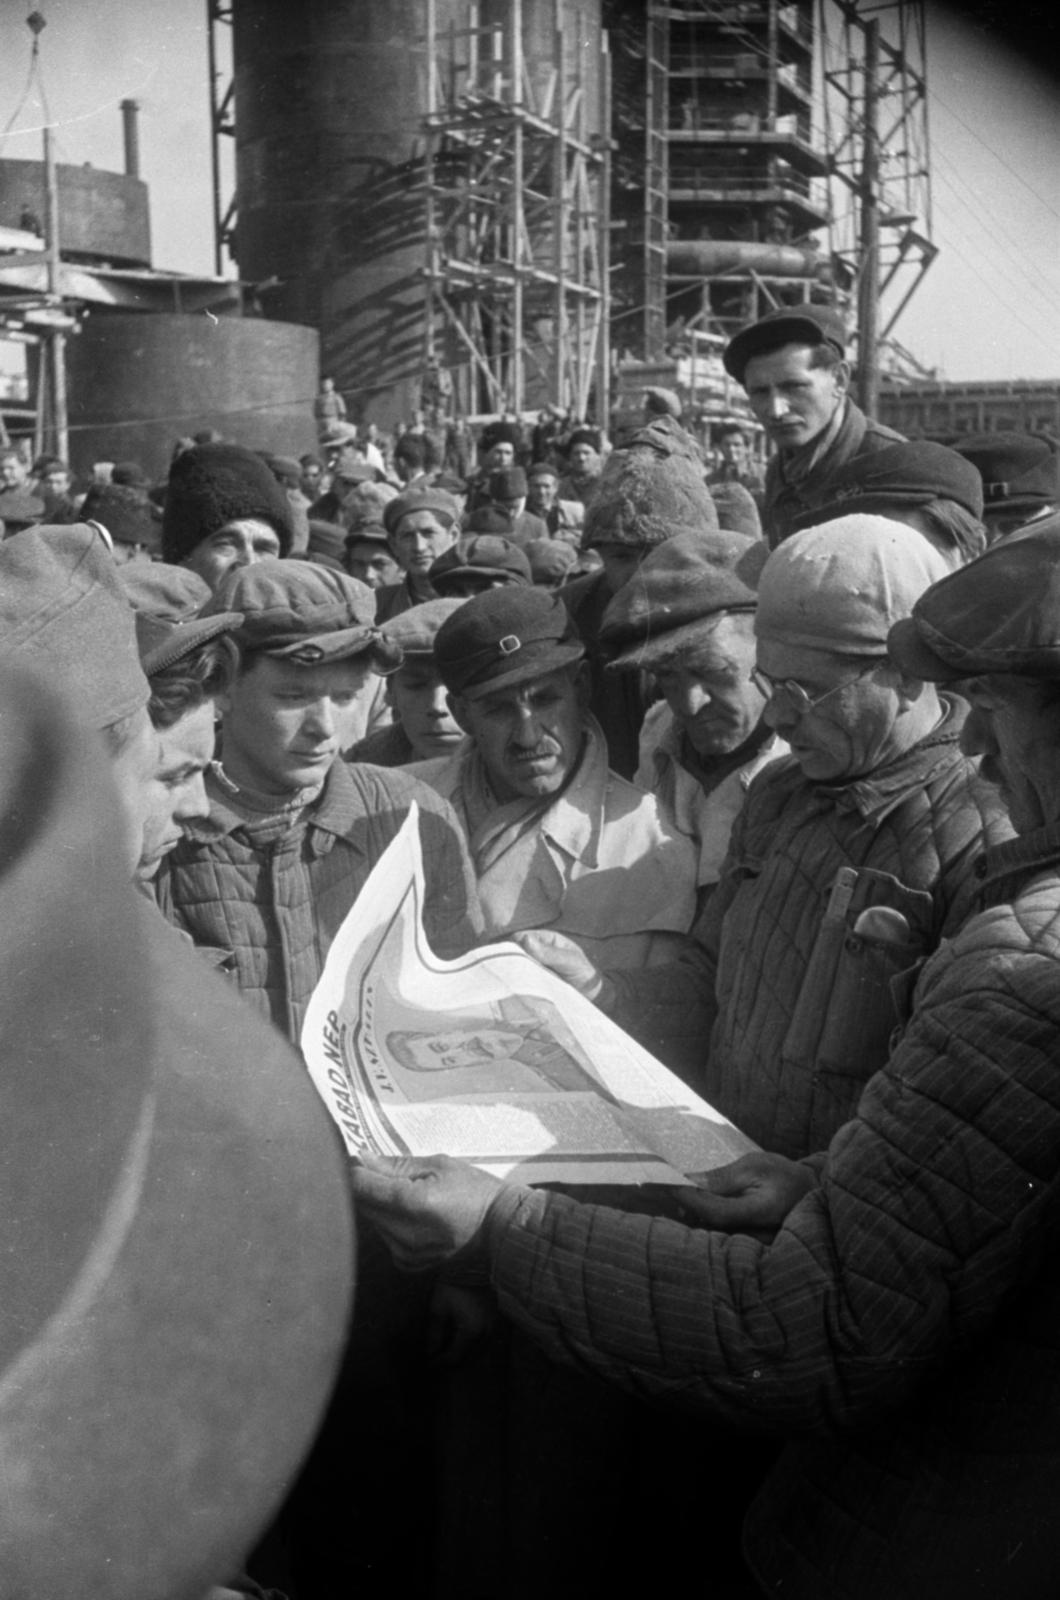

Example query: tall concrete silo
[230,0,607,425]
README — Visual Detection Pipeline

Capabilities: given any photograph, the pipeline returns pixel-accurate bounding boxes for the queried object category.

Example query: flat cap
[435,585,584,700]
[307,518,348,565]
[81,481,162,550]
[119,561,243,675]
[888,513,1060,682]
[0,490,46,528]
[953,432,1059,515]
[429,535,532,594]
[601,529,768,669]
[0,525,148,729]
[528,460,559,481]
[644,386,683,419]
[205,558,401,671]
[757,514,950,658]
[724,304,847,385]
[381,597,467,655]
[796,439,984,529]
[488,466,529,501]
[383,485,461,537]
[524,538,578,586]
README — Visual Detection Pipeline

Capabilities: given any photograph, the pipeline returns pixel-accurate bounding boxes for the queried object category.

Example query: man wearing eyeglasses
[524,514,1013,1177]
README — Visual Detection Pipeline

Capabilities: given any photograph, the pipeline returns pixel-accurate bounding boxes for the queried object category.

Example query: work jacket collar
[818,694,965,823]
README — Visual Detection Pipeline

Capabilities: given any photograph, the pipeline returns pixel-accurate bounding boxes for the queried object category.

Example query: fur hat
[582,416,719,552]
[162,444,295,565]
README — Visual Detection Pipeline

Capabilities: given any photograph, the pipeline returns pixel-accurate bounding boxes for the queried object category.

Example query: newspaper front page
[302,806,756,1185]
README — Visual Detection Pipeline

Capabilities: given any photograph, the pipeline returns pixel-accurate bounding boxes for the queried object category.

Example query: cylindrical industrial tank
[231,0,602,426]
[65,313,319,482]
[0,159,150,267]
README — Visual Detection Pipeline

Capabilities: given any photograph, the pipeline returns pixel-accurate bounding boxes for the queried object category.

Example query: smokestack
[120,99,140,179]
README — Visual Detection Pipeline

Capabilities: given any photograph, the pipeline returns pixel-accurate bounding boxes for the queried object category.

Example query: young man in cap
[413,586,698,968]
[352,516,1060,1600]
[558,428,602,506]
[374,485,462,624]
[162,442,295,591]
[724,305,903,546]
[792,437,988,566]
[562,414,721,778]
[525,460,583,546]
[600,528,787,891]
[710,420,763,501]
[538,516,1011,1144]
[348,597,467,767]
[344,517,403,590]
[954,431,1059,540]
[160,558,480,1042]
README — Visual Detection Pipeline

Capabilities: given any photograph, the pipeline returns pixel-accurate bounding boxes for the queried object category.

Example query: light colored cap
[756,514,951,658]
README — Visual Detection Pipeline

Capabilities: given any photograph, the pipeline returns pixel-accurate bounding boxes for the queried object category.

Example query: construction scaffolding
[422,0,611,421]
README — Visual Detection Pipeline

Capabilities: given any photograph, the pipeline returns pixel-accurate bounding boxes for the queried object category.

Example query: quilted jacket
[762,396,903,547]
[482,819,1060,1598]
[158,758,481,1043]
[608,701,1013,1157]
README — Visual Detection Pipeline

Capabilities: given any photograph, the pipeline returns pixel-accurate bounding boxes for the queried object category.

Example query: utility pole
[42,105,68,460]
[857,17,880,419]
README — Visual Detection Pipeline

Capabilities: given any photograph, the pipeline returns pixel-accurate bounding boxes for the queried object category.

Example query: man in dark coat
[725,305,903,547]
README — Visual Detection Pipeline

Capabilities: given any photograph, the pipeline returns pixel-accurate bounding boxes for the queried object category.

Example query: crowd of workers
[3,300,1060,1599]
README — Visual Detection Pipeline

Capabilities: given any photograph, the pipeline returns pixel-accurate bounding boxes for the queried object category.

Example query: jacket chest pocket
[782,868,933,1082]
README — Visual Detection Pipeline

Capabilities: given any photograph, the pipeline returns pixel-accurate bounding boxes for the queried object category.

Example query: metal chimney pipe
[120,99,141,178]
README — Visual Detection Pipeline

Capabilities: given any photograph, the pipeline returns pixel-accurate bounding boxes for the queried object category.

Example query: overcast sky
[1,0,1057,383]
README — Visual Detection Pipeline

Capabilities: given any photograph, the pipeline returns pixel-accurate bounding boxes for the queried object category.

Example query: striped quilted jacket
[608,701,1013,1157]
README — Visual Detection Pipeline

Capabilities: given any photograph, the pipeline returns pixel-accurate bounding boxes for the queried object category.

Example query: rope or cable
[930,85,1060,226]
[931,150,1060,316]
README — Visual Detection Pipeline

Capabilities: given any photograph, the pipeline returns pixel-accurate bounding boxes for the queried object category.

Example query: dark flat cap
[381,597,466,655]
[205,558,401,672]
[81,481,162,550]
[119,561,243,675]
[601,528,768,669]
[888,514,1060,682]
[0,490,46,528]
[429,535,532,594]
[953,433,1059,515]
[797,439,985,528]
[488,466,529,501]
[724,304,847,385]
[435,585,584,699]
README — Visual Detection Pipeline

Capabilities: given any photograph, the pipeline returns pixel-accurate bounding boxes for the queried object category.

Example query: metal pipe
[120,99,141,179]
[665,240,826,278]
[42,118,68,459]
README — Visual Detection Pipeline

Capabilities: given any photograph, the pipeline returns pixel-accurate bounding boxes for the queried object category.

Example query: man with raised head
[162,441,295,591]
[352,516,1060,1600]
[724,304,903,547]
[413,585,698,969]
[599,527,787,892]
[160,558,480,1042]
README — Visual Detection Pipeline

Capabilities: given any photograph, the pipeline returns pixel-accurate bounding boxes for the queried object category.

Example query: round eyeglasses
[751,662,878,718]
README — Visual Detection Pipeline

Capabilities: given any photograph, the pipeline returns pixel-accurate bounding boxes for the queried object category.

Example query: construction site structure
[219,0,608,430]
[880,379,1060,442]
[606,0,934,438]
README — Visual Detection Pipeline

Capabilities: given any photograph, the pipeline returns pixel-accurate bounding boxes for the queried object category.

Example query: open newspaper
[302,805,756,1186]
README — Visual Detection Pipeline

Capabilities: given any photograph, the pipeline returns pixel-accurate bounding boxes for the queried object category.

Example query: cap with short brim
[602,528,768,670]
[381,597,467,656]
[954,433,1059,516]
[887,513,1060,682]
[206,556,402,673]
[119,561,243,675]
[434,584,584,699]
[724,304,847,385]
[383,485,461,537]
[429,535,532,594]
[793,439,985,532]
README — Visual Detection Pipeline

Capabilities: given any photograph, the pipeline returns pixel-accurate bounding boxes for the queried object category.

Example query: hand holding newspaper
[302,805,755,1186]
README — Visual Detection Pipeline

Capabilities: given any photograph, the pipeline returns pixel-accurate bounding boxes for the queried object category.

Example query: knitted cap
[119,561,243,675]
[582,416,719,551]
[162,444,295,565]
[435,585,584,699]
[602,529,768,669]
[757,515,951,658]
[888,513,1060,683]
[0,525,148,729]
